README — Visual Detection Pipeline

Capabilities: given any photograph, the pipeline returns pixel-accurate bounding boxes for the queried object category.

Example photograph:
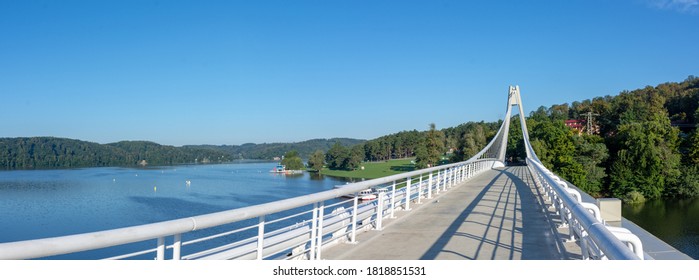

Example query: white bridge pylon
[468,85,532,166]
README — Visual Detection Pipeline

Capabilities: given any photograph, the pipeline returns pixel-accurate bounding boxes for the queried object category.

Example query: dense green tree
[281,150,304,170]
[609,122,681,200]
[572,134,609,196]
[529,120,586,190]
[506,115,526,163]
[307,150,325,172]
[364,141,381,162]
[326,142,349,170]
[346,145,365,170]
[666,164,699,198]
[689,131,699,165]
[415,123,445,168]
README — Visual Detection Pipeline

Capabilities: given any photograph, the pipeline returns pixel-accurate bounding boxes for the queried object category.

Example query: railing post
[156,237,165,260]
[316,201,325,260]
[427,172,433,199]
[350,194,358,243]
[446,168,450,188]
[454,166,459,184]
[417,174,423,204]
[256,215,265,260]
[405,177,412,211]
[310,202,318,260]
[435,170,441,194]
[443,169,448,192]
[390,181,396,219]
[376,190,385,231]
[172,234,181,260]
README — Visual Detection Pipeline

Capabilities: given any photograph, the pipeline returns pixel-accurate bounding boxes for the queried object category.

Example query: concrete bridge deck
[323,166,568,260]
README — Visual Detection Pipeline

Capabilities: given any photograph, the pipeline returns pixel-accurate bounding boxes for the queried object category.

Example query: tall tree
[307,150,325,172]
[281,150,304,170]
[347,145,365,170]
[416,123,445,168]
[326,142,349,170]
[572,134,609,196]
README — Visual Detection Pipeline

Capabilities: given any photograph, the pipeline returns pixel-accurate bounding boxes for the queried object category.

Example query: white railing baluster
[417,174,423,204]
[390,181,396,219]
[173,234,181,260]
[310,202,318,260]
[405,177,412,211]
[376,191,385,231]
[156,237,165,260]
[256,216,265,260]
[316,202,325,260]
[427,172,433,199]
[351,195,358,243]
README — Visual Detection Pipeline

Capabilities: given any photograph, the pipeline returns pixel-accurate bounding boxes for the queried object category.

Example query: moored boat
[333,184,377,200]
[270,164,303,175]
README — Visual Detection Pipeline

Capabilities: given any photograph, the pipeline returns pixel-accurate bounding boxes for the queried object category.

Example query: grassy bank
[319,158,416,180]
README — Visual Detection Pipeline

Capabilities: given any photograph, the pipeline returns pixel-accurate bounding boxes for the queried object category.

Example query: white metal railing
[526,158,643,260]
[0,158,497,260]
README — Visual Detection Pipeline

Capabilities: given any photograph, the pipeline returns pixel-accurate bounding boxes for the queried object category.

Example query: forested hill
[0,138,234,169]
[0,137,365,170]
[186,138,365,160]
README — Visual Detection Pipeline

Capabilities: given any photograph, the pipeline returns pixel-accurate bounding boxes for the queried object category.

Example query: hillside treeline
[188,138,364,160]
[0,138,233,169]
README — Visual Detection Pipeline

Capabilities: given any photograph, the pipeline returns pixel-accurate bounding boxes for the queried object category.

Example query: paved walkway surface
[322,166,566,260]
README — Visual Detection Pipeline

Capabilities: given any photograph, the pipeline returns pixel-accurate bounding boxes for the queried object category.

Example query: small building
[565,119,585,135]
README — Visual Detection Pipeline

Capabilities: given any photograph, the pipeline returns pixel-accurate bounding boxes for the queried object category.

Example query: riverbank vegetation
[320,158,415,179]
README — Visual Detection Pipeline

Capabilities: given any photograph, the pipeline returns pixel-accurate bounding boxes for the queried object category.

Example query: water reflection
[623,197,699,259]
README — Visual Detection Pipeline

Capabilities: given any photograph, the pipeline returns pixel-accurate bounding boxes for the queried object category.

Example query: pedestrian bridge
[0,87,690,260]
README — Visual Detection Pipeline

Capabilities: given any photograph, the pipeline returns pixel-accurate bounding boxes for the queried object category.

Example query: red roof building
[565,119,585,135]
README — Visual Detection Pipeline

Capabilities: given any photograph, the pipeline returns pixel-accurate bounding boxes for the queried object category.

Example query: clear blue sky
[1,0,698,146]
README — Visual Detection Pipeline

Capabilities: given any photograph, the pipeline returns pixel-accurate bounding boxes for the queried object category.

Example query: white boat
[270,164,303,175]
[333,184,377,200]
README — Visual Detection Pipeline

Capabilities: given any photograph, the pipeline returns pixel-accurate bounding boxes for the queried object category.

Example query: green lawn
[319,158,416,180]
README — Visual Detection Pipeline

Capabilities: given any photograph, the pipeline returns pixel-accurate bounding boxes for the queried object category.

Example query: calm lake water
[623,198,699,259]
[0,161,349,259]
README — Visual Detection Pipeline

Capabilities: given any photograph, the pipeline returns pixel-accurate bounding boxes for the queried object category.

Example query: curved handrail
[526,159,640,259]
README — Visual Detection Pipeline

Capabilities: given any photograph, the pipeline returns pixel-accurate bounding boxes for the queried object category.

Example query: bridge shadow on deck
[322,166,565,260]
[419,167,563,260]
